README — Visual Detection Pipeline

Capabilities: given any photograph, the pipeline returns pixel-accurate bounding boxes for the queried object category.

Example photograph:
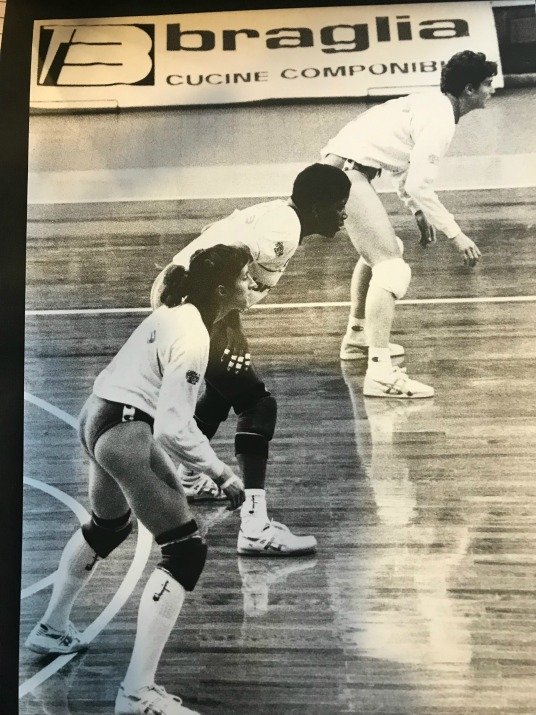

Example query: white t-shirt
[93,303,225,479]
[322,91,460,238]
[172,199,301,305]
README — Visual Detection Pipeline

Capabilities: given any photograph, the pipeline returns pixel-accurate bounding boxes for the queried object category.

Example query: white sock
[42,529,100,631]
[122,567,186,692]
[240,489,268,535]
[367,347,392,377]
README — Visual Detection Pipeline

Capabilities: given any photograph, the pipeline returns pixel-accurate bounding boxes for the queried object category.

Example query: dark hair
[440,51,497,97]
[160,244,251,309]
[291,163,351,209]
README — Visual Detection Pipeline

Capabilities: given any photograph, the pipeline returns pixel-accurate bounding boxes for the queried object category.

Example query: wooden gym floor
[20,186,536,713]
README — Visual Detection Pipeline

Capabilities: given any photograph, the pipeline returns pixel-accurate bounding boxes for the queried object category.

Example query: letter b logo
[37,24,155,86]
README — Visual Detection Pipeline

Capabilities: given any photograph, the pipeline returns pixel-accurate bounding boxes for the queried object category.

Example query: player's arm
[404,125,481,265]
[392,170,436,247]
[153,340,244,507]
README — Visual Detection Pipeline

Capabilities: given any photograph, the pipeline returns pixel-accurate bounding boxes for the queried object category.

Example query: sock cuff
[245,488,266,497]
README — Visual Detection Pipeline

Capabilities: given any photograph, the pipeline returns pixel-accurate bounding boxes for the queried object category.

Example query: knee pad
[235,394,277,457]
[370,257,411,299]
[156,520,207,592]
[82,510,132,558]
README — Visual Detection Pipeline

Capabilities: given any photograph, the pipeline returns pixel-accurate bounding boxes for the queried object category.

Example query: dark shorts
[78,394,154,459]
[343,159,382,183]
[203,311,270,416]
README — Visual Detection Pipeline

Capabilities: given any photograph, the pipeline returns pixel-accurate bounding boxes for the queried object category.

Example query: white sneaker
[25,621,87,655]
[237,520,317,556]
[363,366,434,399]
[181,472,226,502]
[115,683,199,714]
[340,332,404,360]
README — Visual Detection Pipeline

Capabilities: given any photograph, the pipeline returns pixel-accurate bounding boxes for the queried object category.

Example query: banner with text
[30,2,502,109]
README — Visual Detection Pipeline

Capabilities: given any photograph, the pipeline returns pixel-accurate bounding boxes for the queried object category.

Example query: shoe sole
[186,493,226,502]
[237,545,317,557]
[340,347,405,360]
[25,640,88,655]
[363,389,434,399]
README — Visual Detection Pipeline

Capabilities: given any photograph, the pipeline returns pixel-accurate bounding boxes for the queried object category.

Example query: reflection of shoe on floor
[237,520,317,556]
[25,621,87,655]
[180,469,226,502]
[364,367,434,399]
[115,683,199,715]
[238,556,318,616]
[340,330,404,361]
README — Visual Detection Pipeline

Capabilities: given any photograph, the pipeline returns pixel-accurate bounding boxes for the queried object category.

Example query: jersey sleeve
[153,336,225,480]
[400,114,460,238]
[248,208,300,303]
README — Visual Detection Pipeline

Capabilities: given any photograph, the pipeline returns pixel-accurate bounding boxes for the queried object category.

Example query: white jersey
[93,303,225,480]
[172,199,301,305]
[322,91,460,238]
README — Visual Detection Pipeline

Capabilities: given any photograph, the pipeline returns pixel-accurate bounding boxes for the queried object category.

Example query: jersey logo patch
[186,370,200,385]
[274,241,284,257]
[428,154,440,165]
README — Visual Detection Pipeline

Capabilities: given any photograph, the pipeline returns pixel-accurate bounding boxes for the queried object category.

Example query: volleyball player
[322,50,497,398]
[26,245,254,715]
[151,163,350,555]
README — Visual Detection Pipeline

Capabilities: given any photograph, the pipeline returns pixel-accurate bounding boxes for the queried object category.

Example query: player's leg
[203,363,316,555]
[338,167,433,397]
[25,399,134,656]
[94,421,202,714]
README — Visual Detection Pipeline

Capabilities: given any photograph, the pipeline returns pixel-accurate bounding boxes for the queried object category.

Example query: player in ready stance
[322,50,497,398]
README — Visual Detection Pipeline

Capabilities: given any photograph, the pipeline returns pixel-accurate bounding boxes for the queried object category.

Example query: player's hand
[451,231,481,267]
[415,210,436,248]
[217,465,245,510]
[221,326,251,375]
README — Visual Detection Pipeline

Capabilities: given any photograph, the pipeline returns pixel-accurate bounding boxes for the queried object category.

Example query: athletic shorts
[78,394,154,459]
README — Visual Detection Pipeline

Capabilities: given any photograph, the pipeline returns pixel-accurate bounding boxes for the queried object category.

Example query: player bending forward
[26,245,254,715]
[322,50,497,398]
[151,163,350,555]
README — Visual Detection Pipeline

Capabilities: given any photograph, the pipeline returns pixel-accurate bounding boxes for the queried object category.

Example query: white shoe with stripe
[364,366,434,399]
[115,683,199,714]
[237,520,317,556]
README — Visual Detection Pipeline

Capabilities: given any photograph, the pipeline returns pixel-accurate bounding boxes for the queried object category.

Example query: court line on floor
[24,294,536,317]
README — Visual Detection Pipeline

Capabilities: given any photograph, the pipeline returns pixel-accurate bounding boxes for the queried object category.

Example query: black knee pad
[157,523,207,592]
[81,510,132,558]
[235,394,277,457]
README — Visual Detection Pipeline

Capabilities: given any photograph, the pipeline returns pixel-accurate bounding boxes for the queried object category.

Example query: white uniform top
[172,199,301,305]
[322,91,460,238]
[93,303,225,480]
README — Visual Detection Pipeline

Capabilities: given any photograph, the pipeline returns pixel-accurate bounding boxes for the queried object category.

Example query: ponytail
[160,264,189,308]
[160,244,251,312]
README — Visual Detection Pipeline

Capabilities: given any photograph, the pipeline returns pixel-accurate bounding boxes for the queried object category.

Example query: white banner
[30,3,503,109]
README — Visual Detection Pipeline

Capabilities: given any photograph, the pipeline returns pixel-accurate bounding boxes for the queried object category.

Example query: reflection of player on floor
[26,245,254,715]
[322,51,497,398]
[152,163,350,556]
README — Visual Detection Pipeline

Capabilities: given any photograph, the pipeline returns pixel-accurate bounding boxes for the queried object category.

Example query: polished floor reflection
[20,185,536,713]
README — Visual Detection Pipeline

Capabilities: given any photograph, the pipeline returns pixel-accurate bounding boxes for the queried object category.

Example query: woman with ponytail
[26,244,255,715]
